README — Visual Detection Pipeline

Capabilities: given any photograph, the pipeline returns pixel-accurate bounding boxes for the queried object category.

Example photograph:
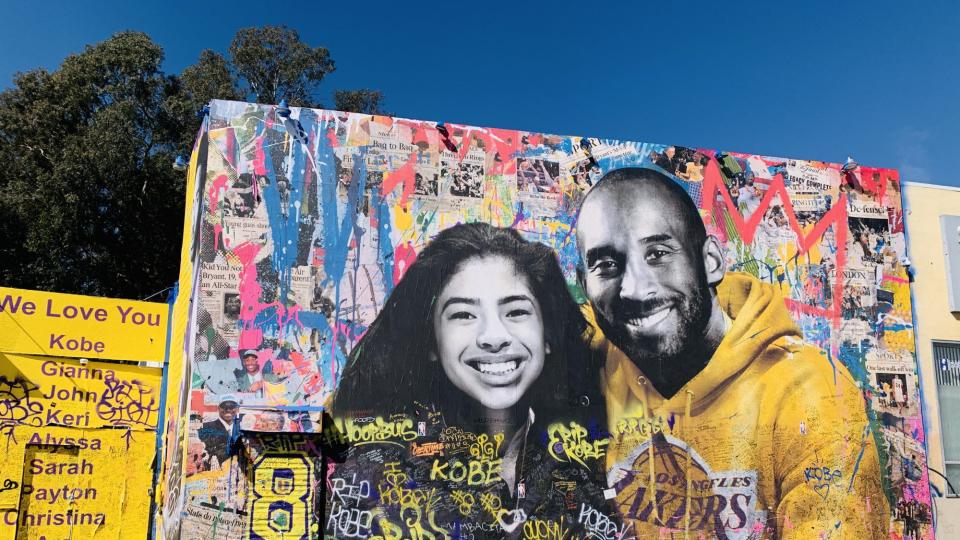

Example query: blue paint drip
[825,347,838,386]
[346,150,370,319]
[372,189,395,297]
[557,137,578,155]
[899,179,935,497]
[593,141,652,172]
[837,342,873,389]
[884,323,912,332]
[847,430,870,492]
[348,148,368,254]
[265,110,316,303]
[253,305,279,330]
[298,311,339,340]
[316,118,365,285]
[308,117,369,370]
[147,284,178,539]
[298,310,348,391]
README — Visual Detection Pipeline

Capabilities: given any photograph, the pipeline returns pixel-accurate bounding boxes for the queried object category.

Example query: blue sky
[2,0,958,186]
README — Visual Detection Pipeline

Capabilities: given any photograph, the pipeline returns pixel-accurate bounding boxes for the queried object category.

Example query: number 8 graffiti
[250,454,313,540]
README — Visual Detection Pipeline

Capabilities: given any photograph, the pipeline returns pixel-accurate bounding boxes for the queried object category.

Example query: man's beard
[597,282,713,385]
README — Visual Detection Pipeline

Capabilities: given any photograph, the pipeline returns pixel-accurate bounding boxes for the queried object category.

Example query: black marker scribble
[0,375,43,429]
[96,378,159,428]
[0,478,19,493]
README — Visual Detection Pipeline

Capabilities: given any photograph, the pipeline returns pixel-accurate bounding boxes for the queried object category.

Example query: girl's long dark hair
[331,222,603,427]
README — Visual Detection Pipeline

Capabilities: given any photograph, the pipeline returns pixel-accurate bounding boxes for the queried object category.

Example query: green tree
[0,27,386,298]
[229,25,334,106]
[193,25,388,113]
[334,89,388,115]
[0,31,184,298]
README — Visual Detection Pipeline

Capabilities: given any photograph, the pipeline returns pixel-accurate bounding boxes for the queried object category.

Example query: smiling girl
[330,223,614,538]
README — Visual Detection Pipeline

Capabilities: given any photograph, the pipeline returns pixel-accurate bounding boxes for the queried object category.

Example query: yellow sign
[0,353,162,432]
[0,287,168,362]
[0,425,156,540]
[0,353,162,540]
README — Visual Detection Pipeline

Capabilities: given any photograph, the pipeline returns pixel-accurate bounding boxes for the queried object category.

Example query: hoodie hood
[686,271,803,406]
[590,271,803,415]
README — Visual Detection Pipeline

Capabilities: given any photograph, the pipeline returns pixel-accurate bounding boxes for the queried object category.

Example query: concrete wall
[905,181,960,537]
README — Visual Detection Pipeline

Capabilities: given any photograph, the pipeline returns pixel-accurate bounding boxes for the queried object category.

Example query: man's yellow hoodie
[585,272,890,539]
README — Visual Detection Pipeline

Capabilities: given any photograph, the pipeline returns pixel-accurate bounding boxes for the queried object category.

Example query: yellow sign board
[0,353,162,540]
[0,287,168,362]
[0,353,162,432]
[0,425,157,540]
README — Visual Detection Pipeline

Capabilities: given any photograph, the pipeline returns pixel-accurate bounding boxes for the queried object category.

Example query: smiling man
[576,167,888,539]
[578,169,726,398]
[198,395,238,468]
[234,349,285,396]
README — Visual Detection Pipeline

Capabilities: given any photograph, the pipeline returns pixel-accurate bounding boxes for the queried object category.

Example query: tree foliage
[334,89,389,115]
[0,31,184,298]
[229,26,334,106]
[0,27,385,298]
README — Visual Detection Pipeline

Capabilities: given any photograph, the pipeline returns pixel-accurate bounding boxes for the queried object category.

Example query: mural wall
[162,99,931,539]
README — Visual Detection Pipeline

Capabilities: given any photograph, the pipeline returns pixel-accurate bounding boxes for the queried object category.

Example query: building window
[940,215,960,313]
[935,340,960,495]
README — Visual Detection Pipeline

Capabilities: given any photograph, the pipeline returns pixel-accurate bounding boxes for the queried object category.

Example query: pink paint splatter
[393,241,418,285]
[304,372,324,396]
[883,274,909,285]
[381,152,417,205]
[457,128,474,162]
[907,417,925,444]
[325,460,337,491]
[409,123,429,146]
[225,127,236,167]
[701,159,849,331]
[325,126,339,148]
[253,134,267,176]
[233,242,271,349]
[471,127,520,175]
[312,246,326,268]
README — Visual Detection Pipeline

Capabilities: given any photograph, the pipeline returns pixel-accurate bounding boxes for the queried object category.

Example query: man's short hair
[578,167,707,254]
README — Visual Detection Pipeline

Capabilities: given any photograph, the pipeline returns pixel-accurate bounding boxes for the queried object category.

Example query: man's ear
[702,235,726,287]
[576,266,586,292]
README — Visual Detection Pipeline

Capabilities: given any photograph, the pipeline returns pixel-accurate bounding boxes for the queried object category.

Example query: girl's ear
[545,342,551,355]
[428,350,438,362]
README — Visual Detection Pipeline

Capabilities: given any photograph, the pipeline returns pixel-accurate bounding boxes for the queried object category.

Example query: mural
[162,99,931,539]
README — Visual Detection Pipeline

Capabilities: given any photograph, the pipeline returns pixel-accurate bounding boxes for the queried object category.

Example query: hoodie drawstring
[638,377,694,536]
[638,376,659,525]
